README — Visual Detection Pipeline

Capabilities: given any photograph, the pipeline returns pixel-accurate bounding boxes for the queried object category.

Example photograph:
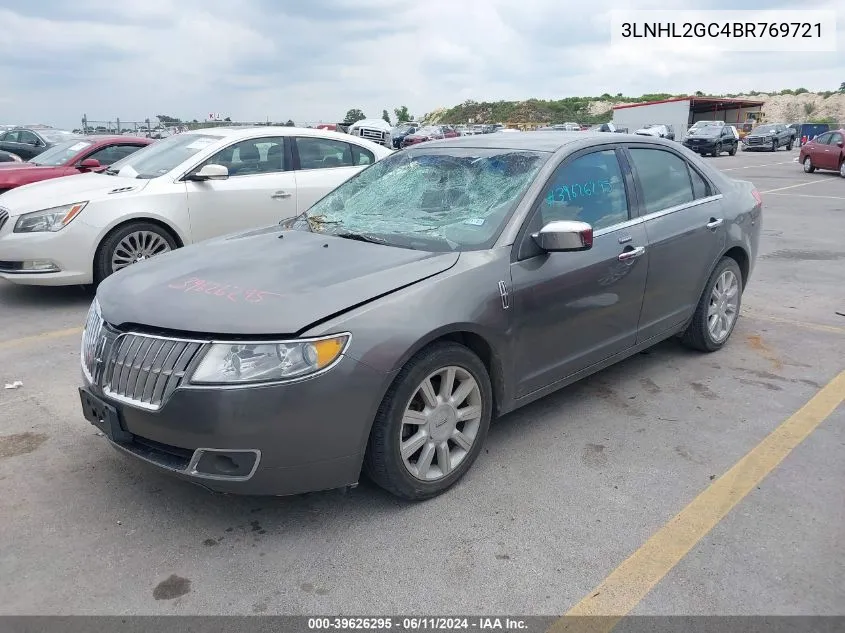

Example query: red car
[400,125,459,148]
[799,129,845,178]
[0,135,152,194]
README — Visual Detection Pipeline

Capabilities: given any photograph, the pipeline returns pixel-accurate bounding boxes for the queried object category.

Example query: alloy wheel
[399,366,483,481]
[111,230,172,272]
[707,270,739,343]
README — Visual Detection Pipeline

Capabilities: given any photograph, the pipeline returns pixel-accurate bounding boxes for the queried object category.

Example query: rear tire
[803,156,815,173]
[729,144,737,156]
[364,342,493,501]
[94,221,177,285]
[786,139,794,151]
[682,257,743,353]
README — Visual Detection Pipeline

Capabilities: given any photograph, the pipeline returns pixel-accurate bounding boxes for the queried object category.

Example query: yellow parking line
[548,369,845,633]
[742,311,845,335]
[0,327,83,350]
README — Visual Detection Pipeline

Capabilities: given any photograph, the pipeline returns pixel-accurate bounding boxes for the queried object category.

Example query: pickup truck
[741,123,794,151]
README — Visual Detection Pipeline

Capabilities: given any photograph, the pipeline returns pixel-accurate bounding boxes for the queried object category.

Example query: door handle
[706,218,724,230]
[617,246,645,261]
[271,191,292,199]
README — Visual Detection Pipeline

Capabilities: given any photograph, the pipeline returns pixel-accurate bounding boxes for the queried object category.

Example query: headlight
[189,334,350,385]
[14,202,88,233]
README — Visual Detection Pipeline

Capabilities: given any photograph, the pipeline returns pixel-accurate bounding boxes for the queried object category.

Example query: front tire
[771,140,778,152]
[713,143,722,157]
[94,221,177,284]
[803,156,815,173]
[364,342,493,500]
[682,257,743,353]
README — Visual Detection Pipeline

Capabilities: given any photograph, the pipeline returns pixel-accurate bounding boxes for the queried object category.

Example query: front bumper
[683,140,718,153]
[0,219,96,285]
[80,354,391,495]
[742,137,775,150]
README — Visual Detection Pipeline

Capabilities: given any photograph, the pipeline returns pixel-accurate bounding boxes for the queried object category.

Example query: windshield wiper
[334,231,388,245]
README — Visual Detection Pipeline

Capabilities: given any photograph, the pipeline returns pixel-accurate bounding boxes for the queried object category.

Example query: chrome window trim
[592,193,723,237]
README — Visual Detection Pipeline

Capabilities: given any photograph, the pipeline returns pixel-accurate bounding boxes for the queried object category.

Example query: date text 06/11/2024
[307,617,529,631]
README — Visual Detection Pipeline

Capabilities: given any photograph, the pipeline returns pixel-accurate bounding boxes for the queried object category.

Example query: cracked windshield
[301,148,549,251]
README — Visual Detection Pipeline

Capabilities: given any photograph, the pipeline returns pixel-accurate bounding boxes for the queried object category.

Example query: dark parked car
[391,123,419,148]
[0,127,80,161]
[0,150,23,163]
[799,129,845,177]
[79,132,762,500]
[683,125,739,156]
[0,135,152,194]
[400,125,456,148]
[741,123,794,151]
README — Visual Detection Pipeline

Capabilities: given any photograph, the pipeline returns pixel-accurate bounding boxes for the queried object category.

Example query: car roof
[417,131,675,152]
[181,126,380,145]
[83,135,151,143]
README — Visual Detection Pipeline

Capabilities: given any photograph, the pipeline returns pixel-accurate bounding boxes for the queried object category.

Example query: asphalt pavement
[0,146,843,617]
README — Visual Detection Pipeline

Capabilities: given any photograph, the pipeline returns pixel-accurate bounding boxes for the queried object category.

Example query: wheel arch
[92,216,185,280]
[383,324,509,420]
[722,245,750,289]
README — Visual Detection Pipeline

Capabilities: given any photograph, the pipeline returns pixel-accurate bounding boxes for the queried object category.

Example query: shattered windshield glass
[297,148,550,252]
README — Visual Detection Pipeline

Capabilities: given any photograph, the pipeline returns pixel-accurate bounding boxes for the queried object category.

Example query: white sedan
[0,126,391,285]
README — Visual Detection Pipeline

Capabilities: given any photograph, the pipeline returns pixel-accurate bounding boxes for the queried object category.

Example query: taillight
[751,189,762,206]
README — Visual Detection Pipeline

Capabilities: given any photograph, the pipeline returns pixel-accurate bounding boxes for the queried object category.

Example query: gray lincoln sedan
[79,132,762,500]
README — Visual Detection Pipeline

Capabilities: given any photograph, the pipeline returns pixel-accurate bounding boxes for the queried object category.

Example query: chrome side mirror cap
[531,220,594,252]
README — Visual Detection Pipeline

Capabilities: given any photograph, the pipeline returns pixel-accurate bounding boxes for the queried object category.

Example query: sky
[0,0,842,130]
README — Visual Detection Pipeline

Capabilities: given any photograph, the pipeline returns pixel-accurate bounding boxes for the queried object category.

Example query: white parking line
[766,192,845,200]
[721,161,796,171]
[761,180,829,194]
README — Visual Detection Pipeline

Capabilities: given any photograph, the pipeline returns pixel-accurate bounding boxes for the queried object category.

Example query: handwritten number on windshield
[167,277,283,303]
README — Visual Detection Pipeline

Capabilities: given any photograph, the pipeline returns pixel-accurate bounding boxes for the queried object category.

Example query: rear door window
[628,148,694,213]
[295,137,354,170]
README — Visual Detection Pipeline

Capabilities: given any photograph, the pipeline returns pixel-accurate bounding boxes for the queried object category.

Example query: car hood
[635,128,661,136]
[0,172,150,216]
[97,226,460,336]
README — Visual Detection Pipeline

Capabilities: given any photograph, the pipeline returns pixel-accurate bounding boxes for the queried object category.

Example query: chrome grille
[0,208,9,233]
[81,305,206,410]
[357,128,386,143]
[745,136,767,146]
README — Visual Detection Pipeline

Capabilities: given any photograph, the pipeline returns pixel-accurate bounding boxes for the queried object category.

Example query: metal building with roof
[611,96,765,141]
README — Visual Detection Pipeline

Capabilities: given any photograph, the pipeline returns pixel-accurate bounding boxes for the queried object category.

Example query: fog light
[21,260,60,272]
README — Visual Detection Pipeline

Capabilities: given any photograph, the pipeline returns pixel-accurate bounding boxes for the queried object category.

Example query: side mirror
[78,158,101,169]
[189,164,229,181]
[837,141,844,148]
[532,220,593,252]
